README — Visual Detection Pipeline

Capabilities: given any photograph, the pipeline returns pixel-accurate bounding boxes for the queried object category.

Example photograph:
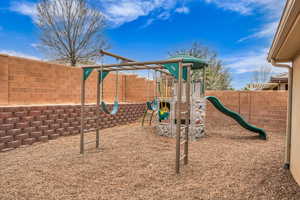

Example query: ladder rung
[181,111,188,114]
[84,146,100,152]
[83,128,96,133]
[180,154,186,161]
[84,140,96,145]
[180,140,187,145]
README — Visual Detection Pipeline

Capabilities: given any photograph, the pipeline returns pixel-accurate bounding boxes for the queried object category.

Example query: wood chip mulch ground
[1,123,300,200]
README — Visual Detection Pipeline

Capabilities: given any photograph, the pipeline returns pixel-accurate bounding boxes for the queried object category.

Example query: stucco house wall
[267,0,300,186]
[290,54,300,185]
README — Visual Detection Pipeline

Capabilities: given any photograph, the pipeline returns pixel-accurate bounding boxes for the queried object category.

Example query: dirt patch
[0,123,299,200]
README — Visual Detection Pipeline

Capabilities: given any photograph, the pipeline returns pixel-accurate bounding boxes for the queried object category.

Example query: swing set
[80,50,208,174]
[142,71,174,125]
[142,70,159,126]
[158,75,172,121]
[100,69,119,115]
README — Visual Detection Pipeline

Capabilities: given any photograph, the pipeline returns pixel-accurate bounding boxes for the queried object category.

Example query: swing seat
[160,106,169,114]
[146,99,158,111]
[159,111,170,120]
[101,100,119,115]
[158,101,170,120]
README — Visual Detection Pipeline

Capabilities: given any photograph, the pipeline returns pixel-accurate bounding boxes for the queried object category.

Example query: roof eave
[268,0,298,63]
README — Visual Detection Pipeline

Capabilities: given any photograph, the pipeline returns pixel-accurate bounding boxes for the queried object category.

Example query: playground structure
[80,50,267,174]
[148,73,207,141]
[80,50,208,173]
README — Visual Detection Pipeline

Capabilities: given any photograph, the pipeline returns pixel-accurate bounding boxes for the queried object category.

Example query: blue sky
[0,0,287,89]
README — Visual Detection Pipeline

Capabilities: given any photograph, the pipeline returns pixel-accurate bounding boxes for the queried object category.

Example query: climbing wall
[190,97,206,140]
[155,81,206,140]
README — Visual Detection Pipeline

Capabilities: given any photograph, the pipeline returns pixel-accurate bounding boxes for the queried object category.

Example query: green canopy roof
[163,55,209,80]
[174,55,209,69]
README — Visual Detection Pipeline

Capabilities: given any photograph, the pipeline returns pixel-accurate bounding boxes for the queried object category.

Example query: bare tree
[251,65,273,83]
[169,42,232,90]
[36,0,107,66]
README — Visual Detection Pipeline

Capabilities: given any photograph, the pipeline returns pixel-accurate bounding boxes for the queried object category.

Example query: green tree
[169,42,232,90]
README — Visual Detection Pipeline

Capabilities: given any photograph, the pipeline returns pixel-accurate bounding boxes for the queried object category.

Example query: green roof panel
[163,55,209,80]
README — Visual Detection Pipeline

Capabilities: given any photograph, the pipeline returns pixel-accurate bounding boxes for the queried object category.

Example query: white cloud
[238,21,278,42]
[204,0,252,15]
[157,11,171,20]
[103,1,150,26]
[204,0,285,42]
[0,50,40,60]
[175,6,190,14]
[203,0,282,16]
[9,1,38,21]
[223,48,287,74]
[30,43,40,48]
[205,0,286,78]
[98,0,183,27]
[140,18,155,28]
[10,0,188,27]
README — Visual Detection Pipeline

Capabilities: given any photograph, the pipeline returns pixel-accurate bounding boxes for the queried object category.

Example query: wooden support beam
[80,69,85,154]
[96,71,100,148]
[100,50,171,75]
[175,61,183,174]
[184,66,191,165]
[82,59,183,69]
[201,66,206,97]
[101,66,164,72]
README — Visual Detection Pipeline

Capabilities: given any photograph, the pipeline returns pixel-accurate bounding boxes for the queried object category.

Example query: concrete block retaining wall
[0,104,145,151]
[0,90,289,152]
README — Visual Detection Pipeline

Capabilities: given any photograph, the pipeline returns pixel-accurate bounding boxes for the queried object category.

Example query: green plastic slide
[205,96,267,140]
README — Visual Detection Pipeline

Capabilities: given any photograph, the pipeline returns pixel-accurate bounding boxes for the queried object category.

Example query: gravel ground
[0,123,300,200]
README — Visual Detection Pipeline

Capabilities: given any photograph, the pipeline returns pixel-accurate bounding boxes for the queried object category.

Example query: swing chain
[115,71,119,100]
[100,54,104,102]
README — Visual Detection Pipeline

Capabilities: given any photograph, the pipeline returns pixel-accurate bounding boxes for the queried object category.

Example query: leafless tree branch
[36,0,108,66]
[251,65,273,83]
